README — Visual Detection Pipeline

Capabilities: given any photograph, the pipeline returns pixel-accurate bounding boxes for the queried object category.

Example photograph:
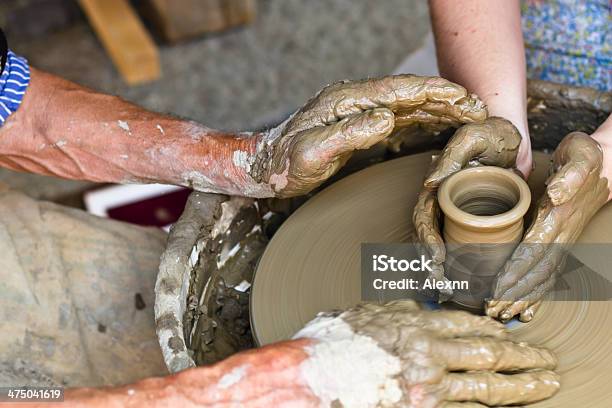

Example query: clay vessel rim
[437,166,531,229]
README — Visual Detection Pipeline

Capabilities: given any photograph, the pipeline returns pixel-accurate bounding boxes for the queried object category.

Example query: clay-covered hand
[248,75,486,198]
[413,117,522,295]
[294,300,559,407]
[486,132,610,322]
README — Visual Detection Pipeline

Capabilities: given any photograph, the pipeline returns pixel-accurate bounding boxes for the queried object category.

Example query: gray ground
[0,0,432,204]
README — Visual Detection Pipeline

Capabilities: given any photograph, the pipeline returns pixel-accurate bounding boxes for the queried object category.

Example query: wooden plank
[144,0,256,43]
[225,0,256,26]
[79,0,160,85]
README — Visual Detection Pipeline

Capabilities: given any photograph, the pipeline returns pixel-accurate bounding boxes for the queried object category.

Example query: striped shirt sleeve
[0,50,30,126]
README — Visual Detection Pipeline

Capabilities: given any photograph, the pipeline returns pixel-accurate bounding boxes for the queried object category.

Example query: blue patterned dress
[521,0,611,91]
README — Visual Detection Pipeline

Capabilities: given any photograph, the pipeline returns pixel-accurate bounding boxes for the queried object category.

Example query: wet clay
[293,301,558,406]
[251,152,612,407]
[438,166,531,309]
[156,192,288,370]
[247,74,486,198]
[185,202,267,366]
[526,80,612,150]
[412,117,523,300]
[385,80,611,158]
[486,132,610,320]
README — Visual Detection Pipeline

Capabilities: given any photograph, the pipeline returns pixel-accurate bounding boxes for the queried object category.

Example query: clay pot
[437,166,531,310]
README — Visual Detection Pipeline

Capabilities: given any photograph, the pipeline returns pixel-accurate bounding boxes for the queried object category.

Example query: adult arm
[0,67,260,195]
[429,0,531,176]
[0,68,486,198]
[29,302,559,408]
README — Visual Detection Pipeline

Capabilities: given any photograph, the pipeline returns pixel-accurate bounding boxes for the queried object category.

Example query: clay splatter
[218,365,248,389]
[118,120,131,134]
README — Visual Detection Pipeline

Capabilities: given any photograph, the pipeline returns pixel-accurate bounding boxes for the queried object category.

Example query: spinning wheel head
[252,151,612,407]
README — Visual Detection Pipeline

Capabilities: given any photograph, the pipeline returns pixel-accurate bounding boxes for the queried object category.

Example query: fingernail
[500,311,512,321]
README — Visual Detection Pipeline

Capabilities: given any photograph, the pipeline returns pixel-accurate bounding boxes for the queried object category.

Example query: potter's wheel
[251,151,612,407]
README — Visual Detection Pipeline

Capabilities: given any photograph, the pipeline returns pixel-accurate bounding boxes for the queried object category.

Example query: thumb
[546,161,589,206]
[547,132,602,206]
[424,126,489,188]
[425,118,521,188]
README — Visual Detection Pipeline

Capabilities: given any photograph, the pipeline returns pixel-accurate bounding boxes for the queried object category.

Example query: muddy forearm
[429,0,530,172]
[44,339,317,408]
[0,67,264,195]
[28,303,559,407]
